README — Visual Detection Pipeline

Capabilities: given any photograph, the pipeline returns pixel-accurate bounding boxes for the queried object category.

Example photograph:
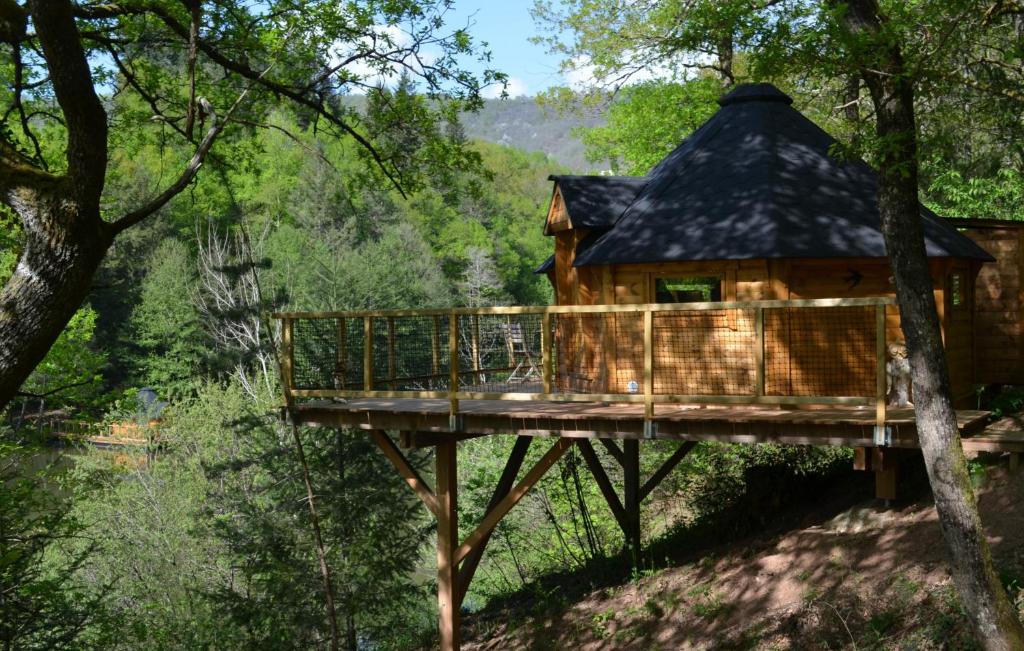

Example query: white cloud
[482,76,529,99]
[328,23,439,93]
[562,52,710,91]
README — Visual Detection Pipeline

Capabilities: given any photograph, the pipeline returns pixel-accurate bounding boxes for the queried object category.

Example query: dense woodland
[2,0,1024,649]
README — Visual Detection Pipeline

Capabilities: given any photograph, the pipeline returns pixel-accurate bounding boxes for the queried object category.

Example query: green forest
[3,0,1024,649]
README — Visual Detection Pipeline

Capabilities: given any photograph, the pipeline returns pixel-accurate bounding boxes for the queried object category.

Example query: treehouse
[537,83,994,405]
[275,83,1024,651]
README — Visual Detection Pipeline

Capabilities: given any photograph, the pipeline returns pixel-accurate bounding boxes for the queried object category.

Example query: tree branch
[28,0,108,207]
[109,98,224,233]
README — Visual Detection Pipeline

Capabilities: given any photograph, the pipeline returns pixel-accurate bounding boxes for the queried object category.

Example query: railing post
[643,309,654,438]
[363,316,373,392]
[387,316,397,390]
[449,312,460,431]
[336,318,347,390]
[875,303,888,444]
[432,315,441,378]
[754,307,765,399]
[281,317,294,404]
[471,315,481,385]
[541,311,553,394]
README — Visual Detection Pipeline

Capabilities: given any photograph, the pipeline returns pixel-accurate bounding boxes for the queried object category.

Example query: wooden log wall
[962,222,1024,385]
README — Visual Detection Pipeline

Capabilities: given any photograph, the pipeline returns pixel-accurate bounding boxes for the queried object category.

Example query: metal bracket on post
[449,413,464,433]
[643,420,657,439]
[873,424,892,447]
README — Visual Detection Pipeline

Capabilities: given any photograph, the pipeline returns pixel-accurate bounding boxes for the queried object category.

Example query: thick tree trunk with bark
[0,198,112,407]
[0,0,112,409]
[844,0,1024,646]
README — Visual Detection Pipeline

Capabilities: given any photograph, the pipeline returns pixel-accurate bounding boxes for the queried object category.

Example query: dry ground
[462,456,1024,650]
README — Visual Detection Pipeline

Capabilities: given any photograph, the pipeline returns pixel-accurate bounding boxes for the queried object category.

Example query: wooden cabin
[537,83,995,403]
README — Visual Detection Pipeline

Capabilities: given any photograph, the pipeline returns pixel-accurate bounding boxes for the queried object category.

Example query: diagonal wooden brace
[453,438,574,565]
[456,436,532,604]
[639,441,696,502]
[371,430,439,517]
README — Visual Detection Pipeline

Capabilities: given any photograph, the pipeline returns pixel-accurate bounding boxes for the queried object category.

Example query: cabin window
[951,272,965,308]
[654,276,722,303]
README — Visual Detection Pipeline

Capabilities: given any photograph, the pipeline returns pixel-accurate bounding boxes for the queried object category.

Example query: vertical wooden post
[542,312,553,394]
[449,313,459,430]
[643,309,654,438]
[281,318,294,403]
[435,441,461,651]
[387,316,397,390]
[875,304,887,432]
[754,307,765,398]
[623,439,641,563]
[336,318,347,389]
[363,316,373,392]
[471,315,481,385]
[432,316,441,378]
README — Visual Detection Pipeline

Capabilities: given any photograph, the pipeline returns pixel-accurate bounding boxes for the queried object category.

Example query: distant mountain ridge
[460,97,606,173]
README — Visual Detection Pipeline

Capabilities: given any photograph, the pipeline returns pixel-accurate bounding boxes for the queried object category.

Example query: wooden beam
[599,438,625,466]
[370,431,439,517]
[436,441,460,651]
[577,439,628,532]
[456,436,533,604]
[638,441,696,502]
[399,431,488,449]
[453,438,574,564]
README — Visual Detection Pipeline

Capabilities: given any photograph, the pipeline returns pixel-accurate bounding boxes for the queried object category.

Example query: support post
[449,313,459,431]
[642,309,654,438]
[363,316,373,392]
[542,312,553,394]
[623,439,641,563]
[436,441,460,651]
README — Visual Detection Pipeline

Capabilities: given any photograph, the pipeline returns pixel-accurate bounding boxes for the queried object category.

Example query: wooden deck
[290,398,1001,450]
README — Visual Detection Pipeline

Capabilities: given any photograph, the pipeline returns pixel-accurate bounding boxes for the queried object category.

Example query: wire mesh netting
[764,305,876,397]
[653,309,757,395]
[457,313,545,393]
[292,317,363,391]
[286,302,882,400]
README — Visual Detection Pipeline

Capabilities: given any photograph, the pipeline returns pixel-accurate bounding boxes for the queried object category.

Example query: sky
[442,0,568,98]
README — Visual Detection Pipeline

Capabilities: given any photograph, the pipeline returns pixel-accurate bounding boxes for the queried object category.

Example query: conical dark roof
[572,83,992,267]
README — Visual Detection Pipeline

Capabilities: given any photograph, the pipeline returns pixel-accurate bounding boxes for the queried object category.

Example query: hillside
[461,460,1024,650]
[459,97,606,173]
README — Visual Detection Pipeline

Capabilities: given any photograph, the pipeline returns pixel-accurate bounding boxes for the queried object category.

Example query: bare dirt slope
[463,462,1024,650]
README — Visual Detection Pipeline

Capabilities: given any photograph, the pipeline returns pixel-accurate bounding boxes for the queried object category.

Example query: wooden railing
[273,297,896,435]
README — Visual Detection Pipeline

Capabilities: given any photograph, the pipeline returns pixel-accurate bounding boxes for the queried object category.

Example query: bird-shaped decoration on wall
[843,268,863,290]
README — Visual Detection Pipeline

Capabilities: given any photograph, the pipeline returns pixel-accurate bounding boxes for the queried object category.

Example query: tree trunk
[844,0,1024,646]
[0,199,112,407]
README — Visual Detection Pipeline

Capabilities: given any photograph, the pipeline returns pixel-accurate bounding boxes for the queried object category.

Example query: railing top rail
[270,296,896,320]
